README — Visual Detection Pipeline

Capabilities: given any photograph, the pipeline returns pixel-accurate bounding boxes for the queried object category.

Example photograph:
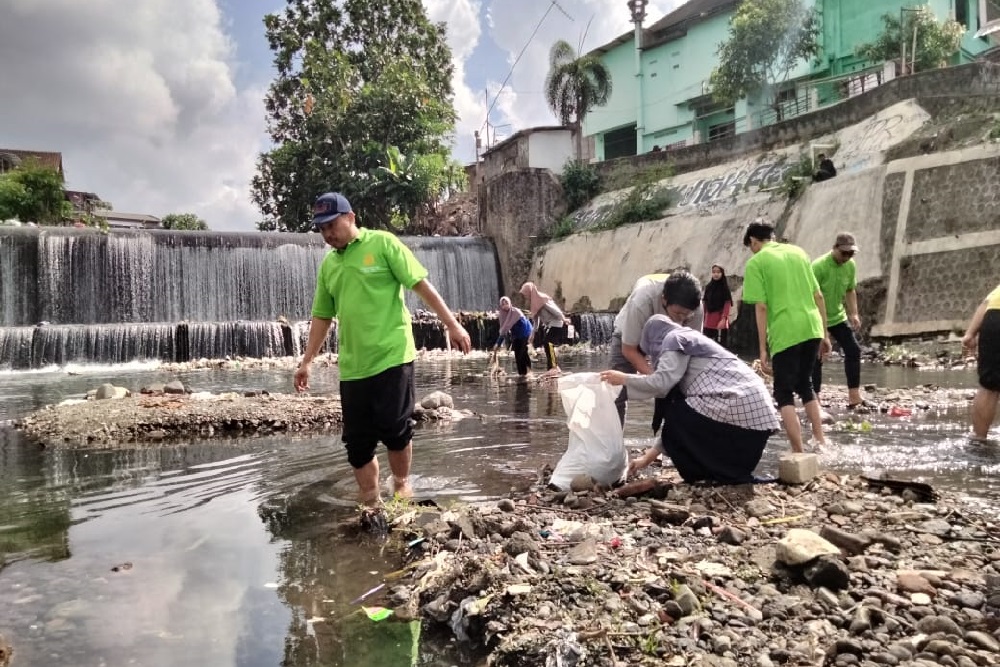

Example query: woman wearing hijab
[494,296,533,377]
[600,308,780,485]
[702,264,733,347]
[519,282,567,375]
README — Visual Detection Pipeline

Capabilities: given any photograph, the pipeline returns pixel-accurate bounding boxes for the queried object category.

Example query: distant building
[94,211,161,230]
[479,126,577,183]
[0,149,64,179]
[583,0,997,161]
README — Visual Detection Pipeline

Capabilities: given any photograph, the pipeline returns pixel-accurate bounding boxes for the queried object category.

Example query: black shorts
[979,310,1000,391]
[771,339,820,408]
[340,362,415,468]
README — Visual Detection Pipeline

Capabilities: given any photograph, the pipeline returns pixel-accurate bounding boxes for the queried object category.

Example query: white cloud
[423,0,488,166]
[0,0,267,231]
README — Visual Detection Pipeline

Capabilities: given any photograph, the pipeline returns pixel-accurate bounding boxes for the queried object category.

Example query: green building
[583,0,998,161]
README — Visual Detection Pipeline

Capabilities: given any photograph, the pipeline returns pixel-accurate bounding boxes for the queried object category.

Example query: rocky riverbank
[381,472,1000,667]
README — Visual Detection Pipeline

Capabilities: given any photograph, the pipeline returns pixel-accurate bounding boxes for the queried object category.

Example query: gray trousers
[609,331,636,426]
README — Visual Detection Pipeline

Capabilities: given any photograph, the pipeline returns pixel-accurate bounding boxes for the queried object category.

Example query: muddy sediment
[381,472,1000,667]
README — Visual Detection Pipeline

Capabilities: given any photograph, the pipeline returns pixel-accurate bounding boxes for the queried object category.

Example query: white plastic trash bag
[549,373,628,490]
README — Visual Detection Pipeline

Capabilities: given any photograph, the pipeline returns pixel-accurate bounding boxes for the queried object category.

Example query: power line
[480,0,568,133]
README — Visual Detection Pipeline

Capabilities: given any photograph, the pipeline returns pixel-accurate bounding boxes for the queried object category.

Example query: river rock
[420,391,453,410]
[570,474,594,492]
[915,615,962,636]
[776,529,841,565]
[819,525,871,555]
[567,538,598,565]
[0,633,9,667]
[964,630,1000,652]
[140,382,165,395]
[803,555,850,590]
[164,380,187,395]
[897,571,936,596]
[94,383,129,400]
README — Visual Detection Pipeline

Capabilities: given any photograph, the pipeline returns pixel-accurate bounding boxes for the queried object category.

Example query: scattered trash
[350,583,386,605]
[361,606,393,622]
[888,406,913,418]
[110,562,133,573]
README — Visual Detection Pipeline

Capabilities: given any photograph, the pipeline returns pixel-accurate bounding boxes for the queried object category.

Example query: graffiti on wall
[671,160,794,208]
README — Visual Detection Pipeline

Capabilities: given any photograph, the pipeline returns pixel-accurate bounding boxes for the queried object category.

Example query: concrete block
[779,453,819,485]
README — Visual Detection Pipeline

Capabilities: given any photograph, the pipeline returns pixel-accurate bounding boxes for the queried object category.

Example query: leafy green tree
[710,0,819,116]
[857,5,964,74]
[545,39,612,159]
[161,213,209,230]
[252,0,458,232]
[0,160,71,224]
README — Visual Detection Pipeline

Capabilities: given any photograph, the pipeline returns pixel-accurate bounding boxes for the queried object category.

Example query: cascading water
[0,228,500,368]
[574,313,616,346]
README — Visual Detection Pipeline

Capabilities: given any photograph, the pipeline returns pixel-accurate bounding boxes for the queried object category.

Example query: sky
[0,0,685,231]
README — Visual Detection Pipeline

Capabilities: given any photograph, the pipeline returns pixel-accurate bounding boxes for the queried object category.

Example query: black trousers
[772,339,820,408]
[511,337,531,376]
[812,321,861,393]
[703,327,728,348]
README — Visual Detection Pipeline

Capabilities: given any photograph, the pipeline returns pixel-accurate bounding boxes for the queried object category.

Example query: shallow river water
[0,355,997,666]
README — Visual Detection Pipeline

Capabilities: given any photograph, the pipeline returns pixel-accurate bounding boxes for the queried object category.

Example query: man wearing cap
[742,220,831,453]
[294,192,472,506]
[609,272,704,427]
[812,232,869,410]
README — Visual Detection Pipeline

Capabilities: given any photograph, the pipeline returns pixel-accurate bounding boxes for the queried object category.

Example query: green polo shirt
[311,228,428,381]
[742,242,824,356]
[811,252,856,328]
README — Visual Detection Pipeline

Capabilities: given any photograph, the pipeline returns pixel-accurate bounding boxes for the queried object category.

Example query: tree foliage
[162,213,209,231]
[0,160,71,224]
[252,0,461,232]
[545,40,612,158]
[710,0,819,109]
[857,5,964,73]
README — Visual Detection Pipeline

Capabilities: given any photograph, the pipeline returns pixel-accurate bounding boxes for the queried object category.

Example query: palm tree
[544,39,612,161]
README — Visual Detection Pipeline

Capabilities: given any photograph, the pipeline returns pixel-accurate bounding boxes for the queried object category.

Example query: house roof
[95,211,161,224]
[0,149,64,177]
[589,0,739,56]
[481,125,570,159]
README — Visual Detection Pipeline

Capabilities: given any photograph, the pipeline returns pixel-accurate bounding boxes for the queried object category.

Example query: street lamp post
[899,6,922,75]
[628,0,649,155]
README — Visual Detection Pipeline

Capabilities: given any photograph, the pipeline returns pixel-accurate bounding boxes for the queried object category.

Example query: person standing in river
[519,282,567,376]
[811,232,871,410]
[294,192,472,506]
[962,282,1000,441]
[702,264,733,348]
[494,296,533,377]
[609,271,704,426]
[742,220,831,453]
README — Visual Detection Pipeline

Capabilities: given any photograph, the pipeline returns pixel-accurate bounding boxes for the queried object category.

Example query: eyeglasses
[838,249,855,257]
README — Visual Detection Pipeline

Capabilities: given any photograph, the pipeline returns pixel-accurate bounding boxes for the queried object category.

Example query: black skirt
[660,399,772,484]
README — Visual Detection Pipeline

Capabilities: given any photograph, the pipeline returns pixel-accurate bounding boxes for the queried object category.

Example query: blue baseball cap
[312,192,352,228]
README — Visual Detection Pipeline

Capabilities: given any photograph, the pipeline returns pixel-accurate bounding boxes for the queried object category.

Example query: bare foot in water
[392,477,414,499]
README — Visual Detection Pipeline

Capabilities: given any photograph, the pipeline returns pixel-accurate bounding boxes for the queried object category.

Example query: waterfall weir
[0,228,501,368]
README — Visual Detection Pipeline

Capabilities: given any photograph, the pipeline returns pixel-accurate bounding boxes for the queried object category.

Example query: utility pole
[627,0,649,155]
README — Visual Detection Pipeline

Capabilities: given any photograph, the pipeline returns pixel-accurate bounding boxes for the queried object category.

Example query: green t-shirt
[311,228,429,381]
[742,242,824,356]
[811,252,856,327]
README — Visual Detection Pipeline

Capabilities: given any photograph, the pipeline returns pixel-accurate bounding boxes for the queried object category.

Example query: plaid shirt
[625,353,780,432]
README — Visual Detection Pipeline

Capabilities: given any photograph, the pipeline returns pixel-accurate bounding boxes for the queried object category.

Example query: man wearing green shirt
[742,221,831,453]
[811,232,867,409]
[294,192,472,506]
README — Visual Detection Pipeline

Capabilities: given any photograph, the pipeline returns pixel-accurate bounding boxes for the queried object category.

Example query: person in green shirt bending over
[811,232,870,410]
[294,192,472,506]
[742,221,831,453]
